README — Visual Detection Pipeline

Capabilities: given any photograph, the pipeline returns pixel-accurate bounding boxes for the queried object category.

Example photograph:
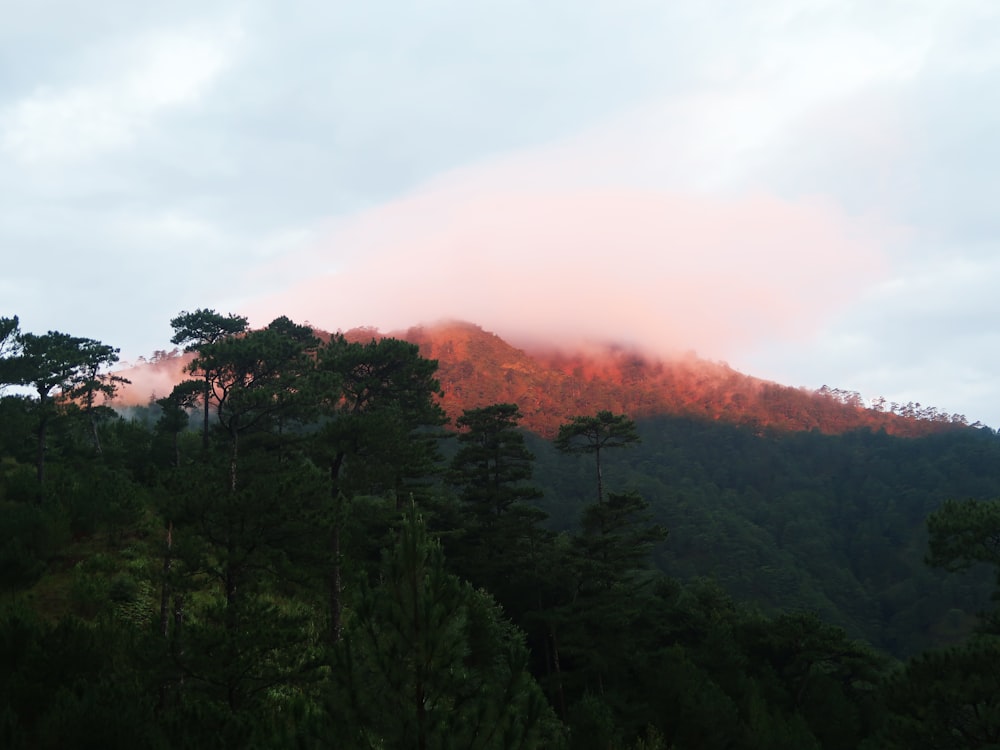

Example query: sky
[3,1,1000,426]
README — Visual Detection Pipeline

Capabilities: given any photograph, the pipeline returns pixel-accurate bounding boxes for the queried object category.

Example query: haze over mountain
[116,319,974,437]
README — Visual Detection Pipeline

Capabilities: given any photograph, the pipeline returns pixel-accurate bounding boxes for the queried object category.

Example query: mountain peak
[113,319,969,438]
[391,320,968,438]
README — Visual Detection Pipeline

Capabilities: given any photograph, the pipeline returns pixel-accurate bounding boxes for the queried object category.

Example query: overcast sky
[4,1,1000,426]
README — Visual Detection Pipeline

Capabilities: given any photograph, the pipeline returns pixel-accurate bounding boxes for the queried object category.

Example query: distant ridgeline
[361,321,979,438]
[114,320,979,438]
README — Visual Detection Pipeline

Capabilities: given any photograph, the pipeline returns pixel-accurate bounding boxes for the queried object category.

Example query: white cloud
[0,25,239,165]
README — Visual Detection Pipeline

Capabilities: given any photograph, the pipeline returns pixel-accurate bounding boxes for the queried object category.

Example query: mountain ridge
[115,319,973,438]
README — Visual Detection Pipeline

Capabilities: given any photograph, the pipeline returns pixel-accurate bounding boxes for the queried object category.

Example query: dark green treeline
[1,311,999,748]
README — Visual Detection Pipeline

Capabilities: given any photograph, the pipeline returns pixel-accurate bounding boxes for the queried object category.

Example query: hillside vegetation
[1,311,999,748]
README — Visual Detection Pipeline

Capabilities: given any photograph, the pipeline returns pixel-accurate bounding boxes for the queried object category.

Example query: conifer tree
[5,329,123,487]
[169,308,249,450]
[927,497,1000,631]
[448,403,548,599]
[312,334,448,643]
[555,411,640,503]
[332,503,560,749]
[157,318,327,727]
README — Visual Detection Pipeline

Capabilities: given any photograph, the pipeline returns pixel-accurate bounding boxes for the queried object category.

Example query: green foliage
[874,499,1000,747]
[555,411,640,503]
[574,490,667,593]
[0,498,65,593]
[8,306,1000,747]
[169,309,249,352]
[311,333,451,643]
[0,609,165,749]
[0,315,19,349]
[192,317,319,447]
[154,379,201,467]
[315,334,449,499]
[879,635,1000,749]
[450,403,543,517]
[1,327,127,486]
[927,497,1000,631]
[447,403,550,601]
[331,504,561,749]
[170,307,250,449]
[927,498,1000,572]
[532,418,1000,655]
[555,411,641,457]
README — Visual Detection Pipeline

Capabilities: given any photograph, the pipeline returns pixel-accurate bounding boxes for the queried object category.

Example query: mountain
[116,319,971,438]
[394,321,970,437]
[24,317,1000,661]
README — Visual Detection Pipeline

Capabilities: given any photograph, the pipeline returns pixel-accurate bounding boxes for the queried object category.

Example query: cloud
[4,0,999,427]
[246,173,889,360]
[0,25,239,165]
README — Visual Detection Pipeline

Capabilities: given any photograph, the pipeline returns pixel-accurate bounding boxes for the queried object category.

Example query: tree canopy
[2,308,1000,748]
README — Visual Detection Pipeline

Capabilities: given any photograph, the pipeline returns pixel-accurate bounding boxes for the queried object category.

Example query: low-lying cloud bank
[246,180,887,362]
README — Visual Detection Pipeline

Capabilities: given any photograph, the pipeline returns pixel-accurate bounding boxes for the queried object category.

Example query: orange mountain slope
[113,320,970,438]
[391,321,967,437]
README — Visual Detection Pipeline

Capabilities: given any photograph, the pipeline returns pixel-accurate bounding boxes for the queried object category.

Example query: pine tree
[332,503,562,749]
[312,334,448,643]
[448,403,548,600]
[554,411,640,504]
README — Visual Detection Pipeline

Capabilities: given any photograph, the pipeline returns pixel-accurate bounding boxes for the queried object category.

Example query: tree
[739,611,888,747]
[451,404,542,515]
[554,411,640,503]
[190,317,318,492]
[447,403,548,603]
[169,309,249,450]
[155,379,203,469]
[880,636,1000,749]
[313,334,448,643]
[927,498,1000,630]
[573,491,666,595]
[8,330,121,486]
[169,317,321,631]
[65,338,130,455]
[153,378,203,646]
[0,316,21,389]
[875,497,1000,748]
[317,335,447,499]
[159,319,327,723]
[331,503,560,749]
[548,491,666,705]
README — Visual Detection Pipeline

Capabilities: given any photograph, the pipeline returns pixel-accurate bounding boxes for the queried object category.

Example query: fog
[246,173,887,363]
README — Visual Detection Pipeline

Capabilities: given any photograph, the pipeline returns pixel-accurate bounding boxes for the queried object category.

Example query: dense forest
[1,310,1000,748]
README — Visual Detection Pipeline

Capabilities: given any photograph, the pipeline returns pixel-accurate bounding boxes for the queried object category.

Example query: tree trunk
[35,403,48,500]
[86,390,102,455]
[173,592,186,694]
[550,624,567,719]
[90,415,103,456]
[328,455,346,644]
[173,593,185,637]
[90,414,104,456]
[229,429,239,494]
[157,523,177,712]
[596,444,603,504]
[329,518,343,644]
[160,521,173,638]
[202,374,211,451]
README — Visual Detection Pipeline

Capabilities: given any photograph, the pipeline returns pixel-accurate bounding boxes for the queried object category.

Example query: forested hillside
[527,419,1000,656]
[115,320,975,439]
[2,311,999,748]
